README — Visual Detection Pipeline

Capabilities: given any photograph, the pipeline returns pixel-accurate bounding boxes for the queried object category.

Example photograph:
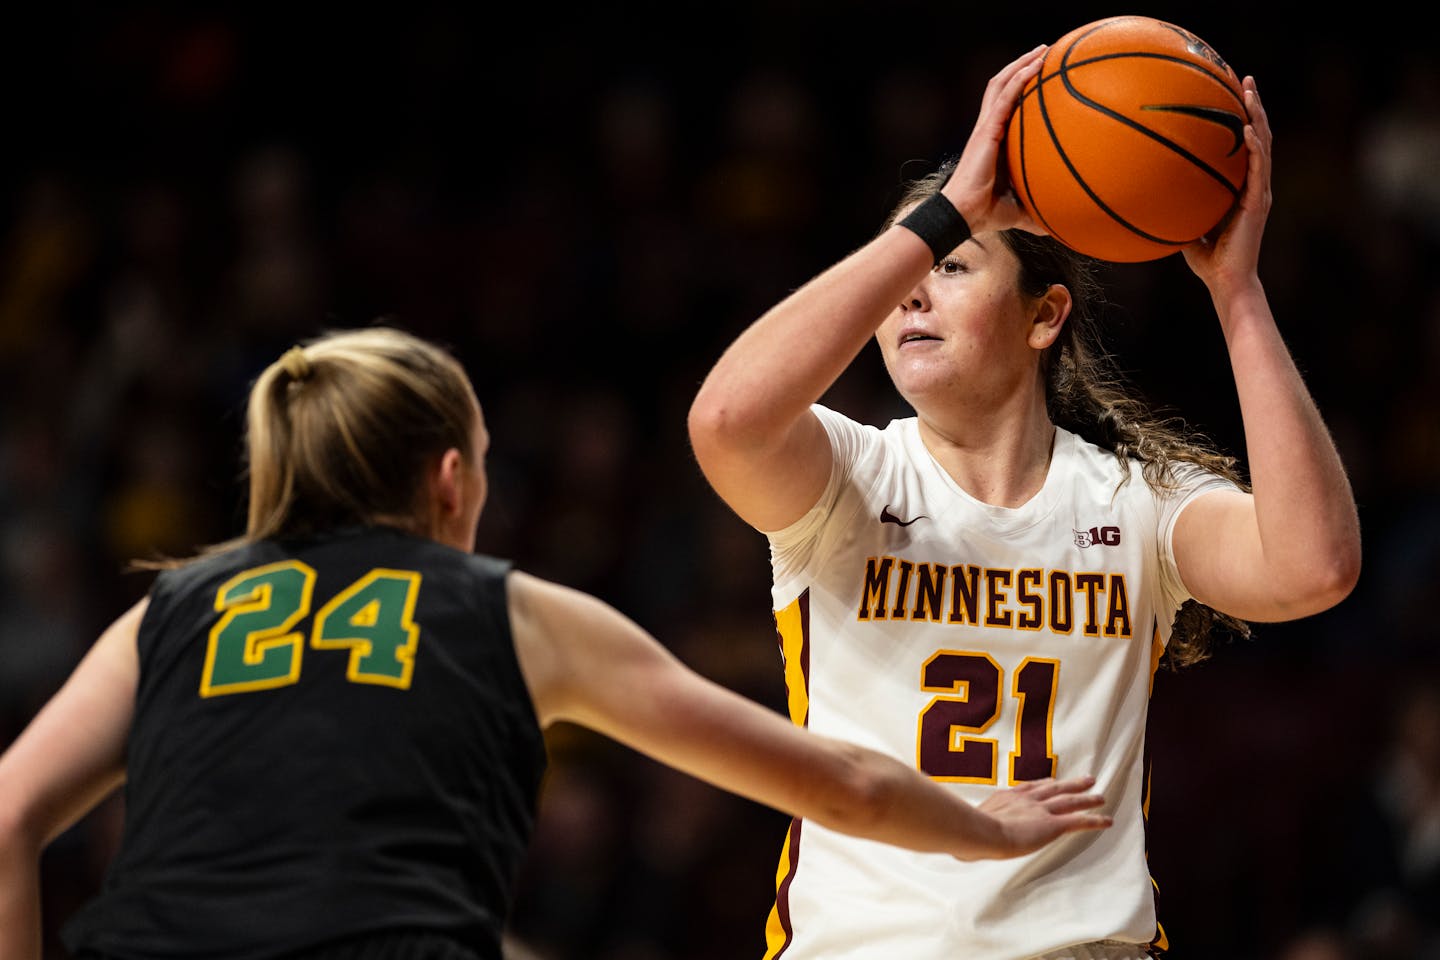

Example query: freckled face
[876,232,1040,410]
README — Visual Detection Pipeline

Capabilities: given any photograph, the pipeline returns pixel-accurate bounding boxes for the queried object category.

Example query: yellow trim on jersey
[1147,624,1165,697]
[1147,623,1169,954]
[774,597,809,728]
[763,820,799,958]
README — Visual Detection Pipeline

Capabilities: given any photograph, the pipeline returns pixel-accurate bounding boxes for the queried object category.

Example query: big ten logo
[1074,525,1121,549]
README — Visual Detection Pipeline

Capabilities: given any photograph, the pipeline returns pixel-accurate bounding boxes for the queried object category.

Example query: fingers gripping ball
[1005,16,1249,262]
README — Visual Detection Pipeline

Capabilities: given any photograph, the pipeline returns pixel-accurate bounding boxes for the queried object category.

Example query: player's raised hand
[1183,76,1272,292]
[940,43,1049,236]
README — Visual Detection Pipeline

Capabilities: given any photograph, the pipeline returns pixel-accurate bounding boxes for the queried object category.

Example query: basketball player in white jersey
[686,44,1360,960]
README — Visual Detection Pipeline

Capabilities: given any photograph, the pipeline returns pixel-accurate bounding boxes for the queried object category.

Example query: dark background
[2,3,1437,958]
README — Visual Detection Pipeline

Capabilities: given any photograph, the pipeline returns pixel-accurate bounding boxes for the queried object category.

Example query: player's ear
[1028,283,1071,350]
[432,448,466,517]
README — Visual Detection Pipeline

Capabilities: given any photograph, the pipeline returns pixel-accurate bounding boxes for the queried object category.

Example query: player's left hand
[1182,76,1272,292]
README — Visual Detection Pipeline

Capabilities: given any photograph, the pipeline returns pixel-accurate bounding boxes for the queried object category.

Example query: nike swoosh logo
[880,506,926,527]
[1142,104,1246,156]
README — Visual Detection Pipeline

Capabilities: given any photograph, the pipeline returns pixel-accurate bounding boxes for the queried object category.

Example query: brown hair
[137,325,478,568]
[886,164,1251,666]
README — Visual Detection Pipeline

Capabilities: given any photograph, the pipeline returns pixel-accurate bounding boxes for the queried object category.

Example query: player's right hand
[972,774,1112,858]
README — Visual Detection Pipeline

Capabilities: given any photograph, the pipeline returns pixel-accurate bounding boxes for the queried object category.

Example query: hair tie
[280,346,312,381]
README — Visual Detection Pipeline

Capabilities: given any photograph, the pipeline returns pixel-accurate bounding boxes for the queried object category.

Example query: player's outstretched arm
[508,571,1110,860]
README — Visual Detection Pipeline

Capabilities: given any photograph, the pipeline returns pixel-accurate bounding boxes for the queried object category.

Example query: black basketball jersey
[62,526,548,960]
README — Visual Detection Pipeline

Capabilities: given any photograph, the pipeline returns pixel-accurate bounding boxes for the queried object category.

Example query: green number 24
[201,560,422,697]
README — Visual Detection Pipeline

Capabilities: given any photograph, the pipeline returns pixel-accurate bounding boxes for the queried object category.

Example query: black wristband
[899,192,971,265]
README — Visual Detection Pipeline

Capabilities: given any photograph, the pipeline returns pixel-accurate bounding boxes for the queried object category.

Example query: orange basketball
[1004,16,1249,262]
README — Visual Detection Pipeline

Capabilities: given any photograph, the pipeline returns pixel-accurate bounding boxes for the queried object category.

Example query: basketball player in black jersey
[0,326,1110,960]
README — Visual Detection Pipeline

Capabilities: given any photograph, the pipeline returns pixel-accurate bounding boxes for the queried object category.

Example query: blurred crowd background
[2,3,1437,958]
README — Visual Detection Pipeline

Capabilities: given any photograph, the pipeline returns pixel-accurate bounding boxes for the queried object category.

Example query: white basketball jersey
[759,404,1237,960]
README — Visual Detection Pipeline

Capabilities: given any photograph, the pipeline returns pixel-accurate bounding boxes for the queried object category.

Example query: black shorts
[73,928,498,960]
[280,930,494,960]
